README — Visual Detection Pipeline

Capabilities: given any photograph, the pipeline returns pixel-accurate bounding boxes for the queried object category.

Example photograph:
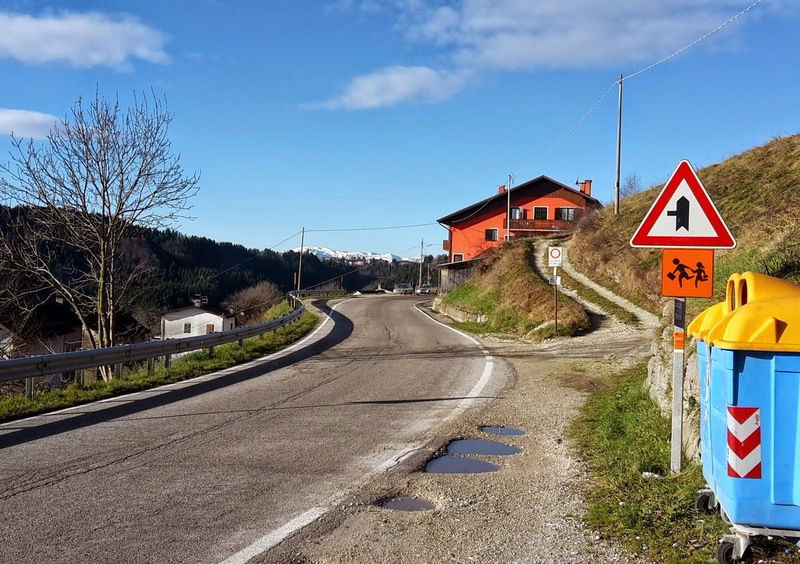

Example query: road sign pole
[553,266,559,333]
[671,297,687,474]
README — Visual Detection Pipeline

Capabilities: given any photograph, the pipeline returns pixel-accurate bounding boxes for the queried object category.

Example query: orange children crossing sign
[661,249,714,298]
[630,160,735,249]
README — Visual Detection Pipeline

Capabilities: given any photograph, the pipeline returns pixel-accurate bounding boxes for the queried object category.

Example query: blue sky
[0,0,798,258]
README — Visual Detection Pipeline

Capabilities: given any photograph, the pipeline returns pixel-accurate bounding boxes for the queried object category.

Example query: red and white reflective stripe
[727,406,762,479]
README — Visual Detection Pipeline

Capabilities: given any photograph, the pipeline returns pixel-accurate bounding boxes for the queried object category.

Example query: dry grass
[570,134,800,317]
[443,240,590,337]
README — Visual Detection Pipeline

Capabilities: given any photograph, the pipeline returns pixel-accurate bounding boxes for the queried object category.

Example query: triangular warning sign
[630,160,735,249]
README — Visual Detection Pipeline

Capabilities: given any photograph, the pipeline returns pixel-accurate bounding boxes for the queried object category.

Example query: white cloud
[317,0,780,108]
[0,109,58,139]
[0,11,168,69]
[312,66,471,110]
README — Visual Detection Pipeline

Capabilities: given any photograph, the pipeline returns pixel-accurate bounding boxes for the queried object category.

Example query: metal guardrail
[0,294,307,383]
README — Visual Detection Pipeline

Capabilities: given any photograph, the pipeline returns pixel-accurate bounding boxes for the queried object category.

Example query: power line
[307,222,438,233]
[209,230,302,280]
[513,0,764,179]
[624,0,765,82]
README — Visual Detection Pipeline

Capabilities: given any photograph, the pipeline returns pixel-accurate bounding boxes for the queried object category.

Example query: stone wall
[431,297,487,324]
[644,303,701,461]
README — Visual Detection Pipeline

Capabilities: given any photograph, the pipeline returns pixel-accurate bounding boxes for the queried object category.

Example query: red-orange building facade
[437,176,602,262]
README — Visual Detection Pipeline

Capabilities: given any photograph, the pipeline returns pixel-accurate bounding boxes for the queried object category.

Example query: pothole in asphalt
[425,455,500,474]
[447,439,520,456]
[480,425,525,436]
[380,496,436,512]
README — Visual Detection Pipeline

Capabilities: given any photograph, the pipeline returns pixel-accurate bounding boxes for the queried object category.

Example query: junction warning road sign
[661,248,714,298]
[630,160,735,249]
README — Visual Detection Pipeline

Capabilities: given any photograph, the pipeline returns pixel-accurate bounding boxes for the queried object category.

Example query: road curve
[0,295,504,563]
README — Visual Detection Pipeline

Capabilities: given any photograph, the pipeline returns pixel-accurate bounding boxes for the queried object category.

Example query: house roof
[437,175,602,225]
[161,305,235,318]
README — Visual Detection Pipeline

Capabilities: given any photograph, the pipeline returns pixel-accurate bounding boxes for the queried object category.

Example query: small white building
[160,306,236,340]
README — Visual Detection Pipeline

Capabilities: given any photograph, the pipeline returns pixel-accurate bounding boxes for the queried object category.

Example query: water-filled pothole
[380,496,436,511]
[425,455,500,474]
[480,426,525,436]
[447,439,520,456]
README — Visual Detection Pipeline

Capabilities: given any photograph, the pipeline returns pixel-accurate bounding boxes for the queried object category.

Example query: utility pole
[506,173,513,241]
[296,227,305,293]
[614,73,624,216]
[418,238,424,289]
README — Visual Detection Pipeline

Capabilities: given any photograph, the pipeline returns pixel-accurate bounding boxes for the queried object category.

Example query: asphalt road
[0,295,504,563]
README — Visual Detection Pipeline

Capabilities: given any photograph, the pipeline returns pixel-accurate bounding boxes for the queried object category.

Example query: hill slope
[570,134,800,316]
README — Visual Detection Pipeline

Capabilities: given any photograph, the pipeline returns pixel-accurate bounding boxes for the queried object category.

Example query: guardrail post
[147,358,154,374]
[207,346,214,357]
[25,376,33,399]
[114,363,123,379]
[238,339,244,347]
[164,354,171,369]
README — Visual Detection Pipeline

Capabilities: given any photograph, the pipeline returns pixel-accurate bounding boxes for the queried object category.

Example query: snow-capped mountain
[291,246,419,263]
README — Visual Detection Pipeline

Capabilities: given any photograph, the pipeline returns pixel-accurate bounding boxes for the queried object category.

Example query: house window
[555,207,577,221]
[485,228,498,241]
[453,253,464,262]
[183,323,191,334]
[206,323,215,334]
[510,207,523,220]
[533,206,548,220]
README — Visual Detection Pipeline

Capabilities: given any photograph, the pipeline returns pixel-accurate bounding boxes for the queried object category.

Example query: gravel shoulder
[264,301,652,563]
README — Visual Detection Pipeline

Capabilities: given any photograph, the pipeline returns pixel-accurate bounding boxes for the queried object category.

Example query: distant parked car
[393,283,413,295]
[415,284,438,295]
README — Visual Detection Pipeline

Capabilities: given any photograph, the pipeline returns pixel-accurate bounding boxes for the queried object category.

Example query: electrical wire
[307,222,438,233]
[208,230,302,279]
[300,243,434,291]
[512,0,765,179]
[624,0,765,82]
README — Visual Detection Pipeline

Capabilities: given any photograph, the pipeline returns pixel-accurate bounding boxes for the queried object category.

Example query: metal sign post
[631,160,736,475]
[548,247,563,333]
[671,298,687,473]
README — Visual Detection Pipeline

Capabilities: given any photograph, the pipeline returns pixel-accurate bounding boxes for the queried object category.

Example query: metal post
[671,297,687,473]
[614,73,623,215]
[114,363,123,379]
[207,346,214,358]
[506,174,511,241]
[147,358,154,374]
[418,239,424,290]
[553,267,559,333]
[164,354,171,369]
[25,376,33,399]
[296,227,305,293]
[238,339,244,347]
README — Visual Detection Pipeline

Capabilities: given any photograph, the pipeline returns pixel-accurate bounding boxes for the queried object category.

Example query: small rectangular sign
[549,276,561,286]
[661,249,714,298]
[548,247,563,267]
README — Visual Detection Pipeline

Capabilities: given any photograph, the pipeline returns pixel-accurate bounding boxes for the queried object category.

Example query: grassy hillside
[570,134,800,317]
[442,240,590,338]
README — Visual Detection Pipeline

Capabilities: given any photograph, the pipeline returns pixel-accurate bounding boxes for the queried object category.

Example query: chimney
[577,179,592,196]
[498,184,506,194]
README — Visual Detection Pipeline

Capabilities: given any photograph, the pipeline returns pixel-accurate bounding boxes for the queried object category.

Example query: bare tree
[222,281,282,325]
[0,92,198,378]
[621,173,643,198]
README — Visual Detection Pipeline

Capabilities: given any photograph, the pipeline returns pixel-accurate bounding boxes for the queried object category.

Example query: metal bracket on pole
[671,297,686,473]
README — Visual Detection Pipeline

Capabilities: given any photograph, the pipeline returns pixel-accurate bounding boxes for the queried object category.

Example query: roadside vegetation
[442,240,590,339]
[573,361,800,563]
[0,304,317,423]
[572,362,728,563]
[570,134,800,318]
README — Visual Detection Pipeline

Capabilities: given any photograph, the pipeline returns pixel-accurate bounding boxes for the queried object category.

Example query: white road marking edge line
[217,300,495,564]
[219,507,328,564]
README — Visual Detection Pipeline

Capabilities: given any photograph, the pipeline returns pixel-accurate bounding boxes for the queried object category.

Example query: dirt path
[262,271,656,562]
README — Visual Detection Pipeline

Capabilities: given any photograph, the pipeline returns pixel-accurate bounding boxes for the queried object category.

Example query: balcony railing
[503,218,578,232]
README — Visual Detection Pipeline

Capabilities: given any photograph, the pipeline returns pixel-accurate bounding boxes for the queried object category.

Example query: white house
[160,306,236,340]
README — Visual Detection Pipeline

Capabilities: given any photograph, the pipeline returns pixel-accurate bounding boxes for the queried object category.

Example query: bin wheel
[716,541,752,564]
[695,491,716,514]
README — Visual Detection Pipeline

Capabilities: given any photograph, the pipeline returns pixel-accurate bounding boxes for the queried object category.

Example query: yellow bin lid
[688,271,800,352]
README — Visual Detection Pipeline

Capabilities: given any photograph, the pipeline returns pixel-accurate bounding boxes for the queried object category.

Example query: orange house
[437,176,602,262]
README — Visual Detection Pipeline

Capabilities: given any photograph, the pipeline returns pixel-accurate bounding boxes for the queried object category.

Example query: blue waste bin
[688,272,800,562]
